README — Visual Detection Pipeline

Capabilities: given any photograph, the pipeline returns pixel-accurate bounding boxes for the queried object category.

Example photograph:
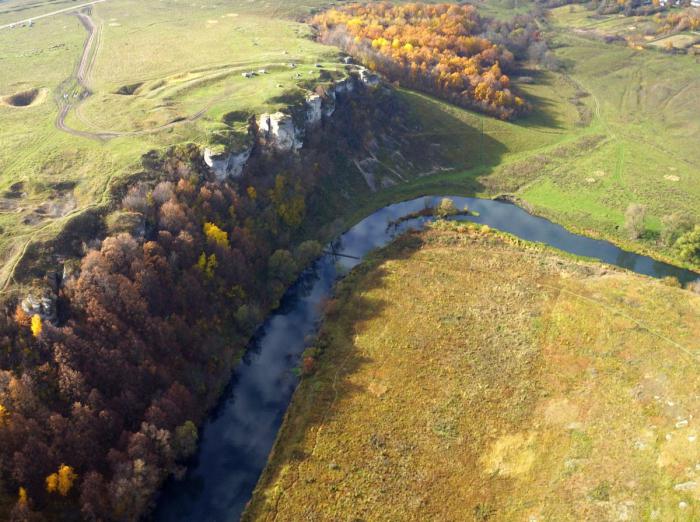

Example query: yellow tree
[18,487,28,506]
[46,465,78,496]
[0,404,7,426]
[58,465,78,496]
[203,222,229,248]
[197,252,218,279]
[46,472,58,494]
[31,314,42,338]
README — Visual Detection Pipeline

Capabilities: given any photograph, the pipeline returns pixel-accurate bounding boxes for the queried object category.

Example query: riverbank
[156,195,697,520]
[245,222,700,521]
[335,167,700,278]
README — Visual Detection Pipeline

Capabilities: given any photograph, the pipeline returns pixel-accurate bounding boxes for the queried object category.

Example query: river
[154,195,698,521]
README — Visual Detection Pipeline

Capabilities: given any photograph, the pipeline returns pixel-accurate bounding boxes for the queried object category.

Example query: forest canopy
[312,2,530,119]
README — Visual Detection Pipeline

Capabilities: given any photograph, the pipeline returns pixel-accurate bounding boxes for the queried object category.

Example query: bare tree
[624,203,646,239]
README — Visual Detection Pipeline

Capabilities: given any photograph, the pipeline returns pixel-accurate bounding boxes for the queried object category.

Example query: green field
[246,223,700,521]
[0,0,339,292]
[0,0,698,296]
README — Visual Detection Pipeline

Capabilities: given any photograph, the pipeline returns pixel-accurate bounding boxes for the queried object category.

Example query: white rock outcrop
[305,94,323,126]
[203,146,252,180]
[322,90,336,117]
[21,292,57,323]
[334,78,355,95]
[203,73,379,174]
[360,69,380,87]
[258,112,303,152]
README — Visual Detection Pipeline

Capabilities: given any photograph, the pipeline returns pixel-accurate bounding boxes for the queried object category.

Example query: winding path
[55,6,220,140]
[54,7,119,140]
[0,0,108,30]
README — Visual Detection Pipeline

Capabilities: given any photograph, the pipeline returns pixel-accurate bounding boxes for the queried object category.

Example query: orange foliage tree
[312,2,528,119]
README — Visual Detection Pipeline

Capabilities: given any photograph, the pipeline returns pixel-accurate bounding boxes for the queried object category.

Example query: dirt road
[0,0,108,30]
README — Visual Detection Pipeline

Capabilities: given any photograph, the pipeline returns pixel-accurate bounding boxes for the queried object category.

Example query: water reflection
[155,195,698,522]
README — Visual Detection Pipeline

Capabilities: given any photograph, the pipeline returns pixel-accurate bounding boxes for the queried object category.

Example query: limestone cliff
[201,72,379,180]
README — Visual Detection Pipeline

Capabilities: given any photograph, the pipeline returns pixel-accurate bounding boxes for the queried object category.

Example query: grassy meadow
[245,222,700,521]
[0,0,339,291]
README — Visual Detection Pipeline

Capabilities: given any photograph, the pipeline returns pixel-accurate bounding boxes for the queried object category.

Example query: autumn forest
[312,3,538,119]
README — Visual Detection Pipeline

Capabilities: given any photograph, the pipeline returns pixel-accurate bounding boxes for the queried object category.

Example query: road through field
[54,6,252,140]
[55,7,121,140]
[0,0,108,30]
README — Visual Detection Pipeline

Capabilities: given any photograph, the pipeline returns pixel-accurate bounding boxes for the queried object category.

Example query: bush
[295,240,323,267]
[661,213,694,246]
[675,225,700,265]
[435,198,457,219]
[624,203,646,239]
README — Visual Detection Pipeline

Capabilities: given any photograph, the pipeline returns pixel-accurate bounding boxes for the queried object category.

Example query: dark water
[154,196,698,522]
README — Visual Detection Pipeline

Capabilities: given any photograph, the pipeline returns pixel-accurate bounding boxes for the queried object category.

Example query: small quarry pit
[1,88,48,108]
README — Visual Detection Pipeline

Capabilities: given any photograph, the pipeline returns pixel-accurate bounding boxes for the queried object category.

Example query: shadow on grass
[514,69,567,131]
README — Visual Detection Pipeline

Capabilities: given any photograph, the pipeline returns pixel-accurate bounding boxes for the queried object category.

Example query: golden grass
[245,223,700,521]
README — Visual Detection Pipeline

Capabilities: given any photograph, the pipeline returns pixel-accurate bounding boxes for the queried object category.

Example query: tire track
[55,7,217,140]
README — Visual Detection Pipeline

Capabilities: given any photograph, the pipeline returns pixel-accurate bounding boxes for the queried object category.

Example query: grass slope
[1,0,698,290]
[245,223,700,521]
[0,0,338,290]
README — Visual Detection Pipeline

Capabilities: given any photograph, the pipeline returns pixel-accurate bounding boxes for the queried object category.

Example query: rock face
[305,94,323,126]
[21,292,57,323]
[322,90,336,117]
[202,73,374,176]
[203,146,253,180]
[359,69,380,87]
[258,112,303,152]
[334,78,355,96]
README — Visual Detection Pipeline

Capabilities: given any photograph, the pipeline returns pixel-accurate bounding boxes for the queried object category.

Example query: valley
[0,0,698,519]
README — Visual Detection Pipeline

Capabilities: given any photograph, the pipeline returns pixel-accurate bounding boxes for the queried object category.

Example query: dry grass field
[246,223,700,521]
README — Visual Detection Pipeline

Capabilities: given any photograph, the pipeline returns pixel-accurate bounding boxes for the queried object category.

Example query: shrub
[660,212,694,246]
[435,198,458,219]
[624,203,646,239]
[675,225,700,265]
[295,240,323,267]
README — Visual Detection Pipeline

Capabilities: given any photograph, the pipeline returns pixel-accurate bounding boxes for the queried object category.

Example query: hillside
[0,0,699,519]
[0,0,338,291]
[246,223,700,521]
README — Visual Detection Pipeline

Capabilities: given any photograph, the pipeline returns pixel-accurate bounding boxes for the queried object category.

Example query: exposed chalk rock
[204,146,252,180]
[334,77,355,95]
[21,292,57,323]
[360,69,380,87]
[202,72,380,168]
[258,112,303,151]
[322,90,336,117]
[305,94,323,126]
